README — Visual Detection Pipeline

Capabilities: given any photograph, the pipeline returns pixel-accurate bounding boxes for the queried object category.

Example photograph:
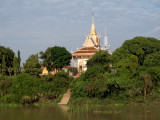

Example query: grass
[103,110,113,114]
[67,106,88,113]
[0,103,22,107]
[33,102,57,107]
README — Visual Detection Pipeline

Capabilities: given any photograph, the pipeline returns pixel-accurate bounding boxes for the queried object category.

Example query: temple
[72,14,101,72]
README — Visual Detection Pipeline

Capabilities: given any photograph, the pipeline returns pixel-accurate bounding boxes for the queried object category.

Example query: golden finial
[90,13,96,35]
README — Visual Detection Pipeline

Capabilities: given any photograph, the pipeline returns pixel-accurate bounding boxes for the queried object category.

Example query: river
[0,104,159,120]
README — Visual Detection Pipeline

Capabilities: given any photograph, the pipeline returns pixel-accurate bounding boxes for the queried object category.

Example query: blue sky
[0,0,160,65]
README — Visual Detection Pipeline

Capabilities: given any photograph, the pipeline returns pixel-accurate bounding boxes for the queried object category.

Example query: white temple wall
[72,57,89,72]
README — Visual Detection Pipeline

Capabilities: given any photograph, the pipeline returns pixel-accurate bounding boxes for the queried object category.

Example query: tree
[87,50,111,68]
[39,47,52,68]
[13,57,19,76]
[23,54,41,76]
[2,55,6,76]
[143,51,160,67]
[40,46,72,71]
[112,36,160,86]
[0,46,15,76]
[17,50,21,68]
[112,37,160,66]
[0,46,15,68]
[8,67,12,76]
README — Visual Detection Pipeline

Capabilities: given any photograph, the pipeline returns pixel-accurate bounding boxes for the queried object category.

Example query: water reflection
[0,104,160,120]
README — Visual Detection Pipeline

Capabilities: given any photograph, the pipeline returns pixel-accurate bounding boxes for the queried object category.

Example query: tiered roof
[72,47,99,56]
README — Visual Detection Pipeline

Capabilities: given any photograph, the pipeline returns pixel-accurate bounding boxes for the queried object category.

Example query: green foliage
[140,67,160,83]
[17,50,21,68]
[72,49,113,100]
[0,76,13,96]
[50,46,71,68]
[71,77,88,98]
[87,50,111,68]
[71,37,160,104]
[0,46,15,69]
[10,73,40,103]
[71,70,145,104]
[13,57,19,76]
[112,37,160,78]
[40,71,72,98]
[23,54,41,76]
[0,76,15,103]
[39,47,52,66]
[40,46,71,71]
[143,51,160,67]
[1,36,160,104]
[2,55,6,76]
[0,70,73,104]
[7,67,13,76]
[84,65,105,80]
[112,37,160,66]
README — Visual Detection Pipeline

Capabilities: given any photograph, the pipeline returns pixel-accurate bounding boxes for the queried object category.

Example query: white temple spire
[104,26,112,54]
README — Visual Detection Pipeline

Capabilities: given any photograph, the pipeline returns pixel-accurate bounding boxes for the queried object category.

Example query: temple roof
[72,47,99,56]
[72,14,100,57]
[83,14,100,48]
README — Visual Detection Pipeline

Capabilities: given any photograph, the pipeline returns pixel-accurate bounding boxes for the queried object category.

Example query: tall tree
[112,37,160,66]
[40,46,72,71]
[17,50,21,68]
[112,36,160,80]
[0,46,15,70]
[13,57,19,76]
[8,67,12,76]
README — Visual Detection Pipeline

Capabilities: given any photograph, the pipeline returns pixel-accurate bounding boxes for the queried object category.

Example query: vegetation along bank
[0,36,160,105]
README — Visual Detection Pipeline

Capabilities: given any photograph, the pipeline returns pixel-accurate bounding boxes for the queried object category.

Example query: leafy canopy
[112,37,160,66]
[40,46,71,71]
[87,50,111,68]
[0,46,15,68]
[112,36,160,81]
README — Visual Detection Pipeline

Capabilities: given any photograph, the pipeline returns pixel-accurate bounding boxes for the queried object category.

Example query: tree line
[0,36,160,104]
[0,46,71,76]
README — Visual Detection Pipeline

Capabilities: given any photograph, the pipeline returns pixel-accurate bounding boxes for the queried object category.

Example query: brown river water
[0,104,160,120]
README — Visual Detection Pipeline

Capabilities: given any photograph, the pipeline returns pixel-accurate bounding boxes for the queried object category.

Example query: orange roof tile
[72,47,99,56]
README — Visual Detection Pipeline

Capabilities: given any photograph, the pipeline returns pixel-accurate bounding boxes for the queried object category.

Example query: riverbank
[69,97,160,106]
[0,72,72,104]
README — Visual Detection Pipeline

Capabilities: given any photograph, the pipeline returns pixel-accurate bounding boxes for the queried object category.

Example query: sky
[0,0,160,65]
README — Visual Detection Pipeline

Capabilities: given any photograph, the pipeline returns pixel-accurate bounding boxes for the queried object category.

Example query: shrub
[39,71,73,99]
[10,73,40,103]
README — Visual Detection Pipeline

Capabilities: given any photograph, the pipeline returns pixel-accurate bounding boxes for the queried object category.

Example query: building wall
[72,57,89,72]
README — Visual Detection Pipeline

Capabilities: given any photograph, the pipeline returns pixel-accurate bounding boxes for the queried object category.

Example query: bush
[10,73,40,103]
[1,94,15,103]
[39,71,73,99]
[0,71,73,104]
[0,77,13,96]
